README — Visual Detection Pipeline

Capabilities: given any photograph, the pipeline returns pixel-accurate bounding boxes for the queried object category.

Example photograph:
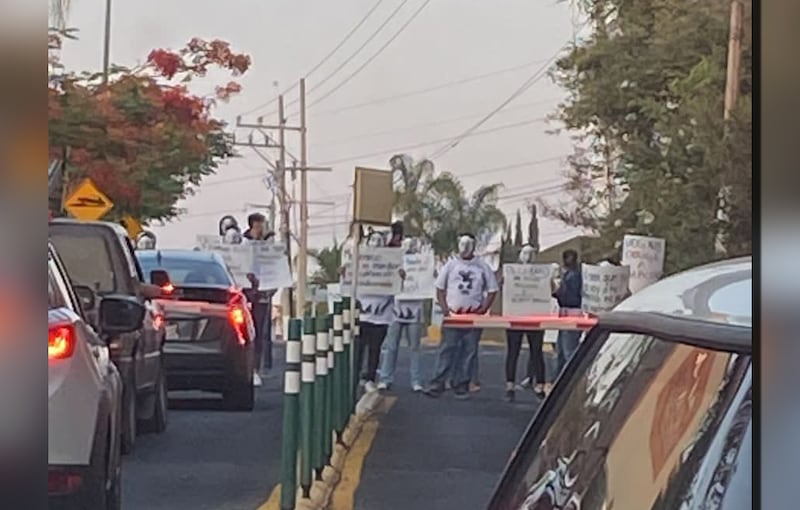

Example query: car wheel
[223,378,255,411]
[140,363,168,434]
[121,378,136,454]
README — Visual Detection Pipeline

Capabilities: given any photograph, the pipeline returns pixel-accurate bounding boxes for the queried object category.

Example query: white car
[48,243,145,510]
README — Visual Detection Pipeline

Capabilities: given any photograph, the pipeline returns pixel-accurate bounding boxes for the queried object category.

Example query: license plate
[165,323,180,340]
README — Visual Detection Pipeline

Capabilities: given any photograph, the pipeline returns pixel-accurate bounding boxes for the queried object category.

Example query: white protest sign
[581,263,631,313]
[195,235,251,286]
[251,242,294,290]
[502,263,558,315]
[397,252,435,300]
[621,234,666,293]
[340,246,403,296]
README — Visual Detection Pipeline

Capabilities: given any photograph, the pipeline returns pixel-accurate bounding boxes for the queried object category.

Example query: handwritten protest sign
[195,235,293,289]
[581,263,631,313]
[621,234,665,293]
[251,242,293,290]
[397,252,435,300]
[502,263,557,315]
[340,246,403,296]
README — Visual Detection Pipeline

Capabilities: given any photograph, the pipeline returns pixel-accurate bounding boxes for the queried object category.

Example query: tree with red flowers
[49,35,252,221]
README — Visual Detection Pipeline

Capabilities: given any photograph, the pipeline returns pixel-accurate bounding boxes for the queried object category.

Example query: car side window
[118,233,142,281]
[48,266,67,310]
[495,330,751,510]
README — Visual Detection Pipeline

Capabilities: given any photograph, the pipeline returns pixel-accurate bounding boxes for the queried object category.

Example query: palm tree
[390,154,506,259]
[308,241,344,286]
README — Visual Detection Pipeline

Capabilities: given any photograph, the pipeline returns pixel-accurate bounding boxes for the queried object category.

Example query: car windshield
[50,231,117,294]
[493,332,752,510]
[137,254,232,286]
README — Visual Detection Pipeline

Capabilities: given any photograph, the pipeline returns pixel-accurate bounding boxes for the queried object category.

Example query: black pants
[356,322,388,383]
[505,329,545,385]
[251,302,270,371]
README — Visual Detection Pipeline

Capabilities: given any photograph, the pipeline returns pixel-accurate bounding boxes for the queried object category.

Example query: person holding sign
[423,233,499,400]
[377,234,426,392]
[241,213,278,387]
[552,249,583,374]
[502,245,548,402]
[353,229,403,393]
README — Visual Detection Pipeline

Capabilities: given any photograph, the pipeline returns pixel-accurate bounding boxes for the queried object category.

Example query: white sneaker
[412,384,424,392]
[377,382,389,391]
[253,371,263,387]
[364,381,378,393]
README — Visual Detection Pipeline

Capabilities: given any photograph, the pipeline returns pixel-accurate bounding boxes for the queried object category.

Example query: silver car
[48,243,145,510]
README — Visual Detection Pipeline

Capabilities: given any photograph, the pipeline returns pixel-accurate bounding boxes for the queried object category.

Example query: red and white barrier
[442,313,597,331]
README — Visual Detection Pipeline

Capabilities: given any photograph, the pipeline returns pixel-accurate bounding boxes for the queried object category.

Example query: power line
[314,97,560,147]
[317,117,547,166]
[238,0,388,117]
[311,59,550,117]
[428,52,562,161]
[307,0,433,109]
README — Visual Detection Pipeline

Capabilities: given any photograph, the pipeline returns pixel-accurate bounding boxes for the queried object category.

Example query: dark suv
[49,219,168,453]
[488,257,752,510]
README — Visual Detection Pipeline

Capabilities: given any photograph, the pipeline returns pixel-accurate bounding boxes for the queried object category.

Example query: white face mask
[367,234,385,248]
[137,237,155,250]
[519,246,536,264]
[223,229,242,244]
[458,236,475,258]
[401,238,415,253]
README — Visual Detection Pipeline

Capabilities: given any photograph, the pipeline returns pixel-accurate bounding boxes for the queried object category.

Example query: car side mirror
[73,284,97,311]
[99,295,145,336]
[150,269,171,287]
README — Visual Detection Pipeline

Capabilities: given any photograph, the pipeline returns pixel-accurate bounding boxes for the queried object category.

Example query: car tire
[121,376,136,455]
[223,379,254,411]
[140,363,168,434]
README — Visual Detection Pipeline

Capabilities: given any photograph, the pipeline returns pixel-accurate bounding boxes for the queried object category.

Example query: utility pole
[102,0,112,83]
[277,95,295,317]
[716,0,744,256]
[297,78,309,316]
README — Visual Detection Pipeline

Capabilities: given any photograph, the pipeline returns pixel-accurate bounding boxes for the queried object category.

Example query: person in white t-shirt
[423,233,499,399]
[377,234,425,392]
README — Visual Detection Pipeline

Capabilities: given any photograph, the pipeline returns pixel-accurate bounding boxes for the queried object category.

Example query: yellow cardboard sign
[64,178,114,221]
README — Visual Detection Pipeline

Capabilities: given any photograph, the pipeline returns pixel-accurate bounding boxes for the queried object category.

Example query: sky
[59,0,587,252]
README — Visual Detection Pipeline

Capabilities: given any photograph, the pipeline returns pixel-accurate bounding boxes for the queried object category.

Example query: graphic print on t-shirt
[457,269,478,295]
[359,295,395,325]
[393,299,424,323]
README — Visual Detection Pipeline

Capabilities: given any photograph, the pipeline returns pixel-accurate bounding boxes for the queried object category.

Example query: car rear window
[493,332,752,510]
[137,255,232,286]
[50,231,117,294]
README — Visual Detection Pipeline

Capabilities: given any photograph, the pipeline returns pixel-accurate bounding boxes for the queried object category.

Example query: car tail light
[48,470,82,494]
[48,324,75,360]
[161,283,175,296]
[229,305,247,346]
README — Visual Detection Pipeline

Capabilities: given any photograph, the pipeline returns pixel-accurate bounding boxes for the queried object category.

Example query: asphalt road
[353,343,547,510]
[122,346,287,510]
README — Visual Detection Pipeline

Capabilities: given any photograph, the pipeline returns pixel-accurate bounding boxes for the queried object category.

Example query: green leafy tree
[543,0,752,273]
[308,241,344,285]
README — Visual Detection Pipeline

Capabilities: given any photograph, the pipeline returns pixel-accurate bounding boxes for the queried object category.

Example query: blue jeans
[429,327,482,391]
[556,329,582,374]
[378,322,423,387]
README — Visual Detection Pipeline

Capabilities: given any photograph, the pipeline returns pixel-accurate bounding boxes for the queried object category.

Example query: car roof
[50,218,129,237]
[615,256,751,327]
[136,249,225,264]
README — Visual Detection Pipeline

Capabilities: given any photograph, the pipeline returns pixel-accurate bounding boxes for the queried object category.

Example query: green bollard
[332,301,345,441]
[324,314,334,465]
[279,318,302,510]
[313,315,329,480]
[299,317,316,497]
[341,296,353,417]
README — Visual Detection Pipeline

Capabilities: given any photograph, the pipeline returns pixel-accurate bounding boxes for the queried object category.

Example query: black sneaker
[454,387,470,400]
[504,390,515,402]
[422,385,444,398]
[533,386,546,399]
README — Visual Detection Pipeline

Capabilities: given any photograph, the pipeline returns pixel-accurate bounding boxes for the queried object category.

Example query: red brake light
[48,324,75,360]
[229,305,247,346]
[48,470,83,494]
[161,283,175,295]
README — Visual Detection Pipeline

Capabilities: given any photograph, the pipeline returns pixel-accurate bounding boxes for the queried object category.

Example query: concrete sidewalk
[351,344,544,510]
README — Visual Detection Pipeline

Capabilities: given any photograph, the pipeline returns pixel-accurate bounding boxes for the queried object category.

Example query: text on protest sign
[621,234,665,293]
[251,241,293,290]
[340,246,403,296]
[581,263,631,313]
[397,253,436,300]
[502,263,557,315]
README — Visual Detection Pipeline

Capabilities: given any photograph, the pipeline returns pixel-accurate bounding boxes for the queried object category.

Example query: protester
[378,232,424,392]
[241,213,278,387]
[552,249,583,373]
[136,230,156,250]
[423,233,498,399]
[503,244,547,402]
[353,229,398,393]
